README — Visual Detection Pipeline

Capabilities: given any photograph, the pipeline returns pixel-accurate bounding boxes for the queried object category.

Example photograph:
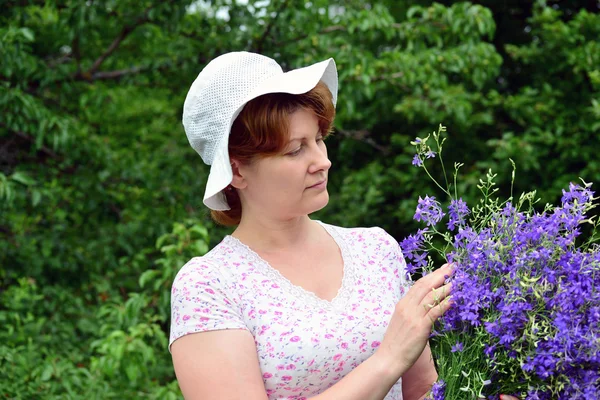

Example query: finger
[425,295,453,321]
[421,283,452,311]
[500,396,520,400]
[421,282,452,309]
[420,276,452,305]
[409,264,454,303]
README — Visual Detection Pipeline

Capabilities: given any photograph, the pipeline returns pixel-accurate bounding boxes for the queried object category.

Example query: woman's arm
[171,329,269,400]
[309,344,439,400]
[307,350,407,400]
[401,343,438,400]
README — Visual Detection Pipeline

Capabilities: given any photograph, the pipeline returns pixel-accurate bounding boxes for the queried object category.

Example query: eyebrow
[288,129,322,143]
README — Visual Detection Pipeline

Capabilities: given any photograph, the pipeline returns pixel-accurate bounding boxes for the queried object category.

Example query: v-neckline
[224,221,354,310]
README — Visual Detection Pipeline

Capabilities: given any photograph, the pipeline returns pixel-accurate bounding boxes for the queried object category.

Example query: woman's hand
[375,263,453,375]
[500,395,520,400]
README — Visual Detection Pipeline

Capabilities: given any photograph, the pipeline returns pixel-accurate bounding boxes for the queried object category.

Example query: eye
[286,146,302,156]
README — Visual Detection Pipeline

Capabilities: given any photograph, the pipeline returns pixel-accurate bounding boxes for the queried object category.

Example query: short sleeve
[169,257,248,351]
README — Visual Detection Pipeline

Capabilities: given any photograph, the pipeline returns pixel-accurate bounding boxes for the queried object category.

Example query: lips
[308,179,327,188]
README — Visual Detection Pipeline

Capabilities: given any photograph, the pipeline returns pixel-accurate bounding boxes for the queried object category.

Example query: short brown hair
[210,81,336,226]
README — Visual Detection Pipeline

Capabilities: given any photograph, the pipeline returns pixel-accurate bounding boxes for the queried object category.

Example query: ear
[230,158,247,190]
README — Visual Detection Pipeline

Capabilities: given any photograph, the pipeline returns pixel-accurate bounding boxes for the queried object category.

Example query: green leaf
[139,269,159,288]
[19,27,34,42]
[40,364,53,381]
[31,189,41,206]
[10,172,36,186]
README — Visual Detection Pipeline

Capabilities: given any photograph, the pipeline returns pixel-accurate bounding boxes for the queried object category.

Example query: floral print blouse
[169,221,411,399]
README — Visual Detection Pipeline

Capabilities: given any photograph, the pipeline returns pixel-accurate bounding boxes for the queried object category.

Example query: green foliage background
[1,0,599,397]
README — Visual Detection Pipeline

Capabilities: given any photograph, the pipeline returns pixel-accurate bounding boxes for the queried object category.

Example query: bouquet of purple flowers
[401,125,600,399]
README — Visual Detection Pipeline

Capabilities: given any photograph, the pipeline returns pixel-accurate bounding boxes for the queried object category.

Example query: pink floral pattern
[170,222,411,399]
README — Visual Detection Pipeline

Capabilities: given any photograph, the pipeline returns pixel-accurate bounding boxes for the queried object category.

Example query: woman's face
[234,108,332,220]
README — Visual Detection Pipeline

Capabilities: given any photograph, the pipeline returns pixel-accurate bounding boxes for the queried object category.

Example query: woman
[169,52,517,400]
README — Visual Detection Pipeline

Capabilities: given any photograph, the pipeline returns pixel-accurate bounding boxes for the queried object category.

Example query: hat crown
[182,51,283,164]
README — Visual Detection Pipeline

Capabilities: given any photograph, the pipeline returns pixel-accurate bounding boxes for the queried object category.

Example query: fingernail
[443,263,455,271]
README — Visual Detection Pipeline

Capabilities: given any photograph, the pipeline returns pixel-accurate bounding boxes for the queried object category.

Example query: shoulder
[172,256,216,282]
[319,221,397,247]
[318,221,404,261]
[171,240,234,293]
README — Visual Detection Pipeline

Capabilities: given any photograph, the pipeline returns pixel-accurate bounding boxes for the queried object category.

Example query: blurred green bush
[1,0,598,397]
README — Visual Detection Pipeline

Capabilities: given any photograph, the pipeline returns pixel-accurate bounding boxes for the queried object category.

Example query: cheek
[271,163,305,193]
[254,163,294,190]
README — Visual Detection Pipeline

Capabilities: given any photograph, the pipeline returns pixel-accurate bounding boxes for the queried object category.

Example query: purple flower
[561,182,594,208]
[412,154,423,167]
[447,198,469,231]
[404,137,600,399]
[427,380,446,400]
[415,195,445,227]
[484,344,496,358]
[400,228,428,276]
[451,342,464,353]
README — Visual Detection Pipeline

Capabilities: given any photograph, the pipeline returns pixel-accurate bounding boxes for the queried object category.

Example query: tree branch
[0,123,61,160]
[16,131,60,159]
[78,0,179,80]
[86,66,146,81]
[46,54,73,68]
[73,59,183,82]
[335,128,390,155]
[374,71,404,81]
[87,11,151,76]
[252,0,291,53]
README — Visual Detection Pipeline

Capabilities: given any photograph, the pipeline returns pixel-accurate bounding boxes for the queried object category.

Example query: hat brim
[203,58,338,211]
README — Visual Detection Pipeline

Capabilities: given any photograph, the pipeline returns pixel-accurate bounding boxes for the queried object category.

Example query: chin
[308,192,330,214]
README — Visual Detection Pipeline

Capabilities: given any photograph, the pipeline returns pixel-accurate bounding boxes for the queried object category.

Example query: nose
[308,141,331,174]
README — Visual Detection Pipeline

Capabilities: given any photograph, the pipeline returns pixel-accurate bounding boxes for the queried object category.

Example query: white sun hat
[182,51,338,211]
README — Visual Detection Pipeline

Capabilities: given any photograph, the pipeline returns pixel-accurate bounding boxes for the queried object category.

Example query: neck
[231,213,317,254]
